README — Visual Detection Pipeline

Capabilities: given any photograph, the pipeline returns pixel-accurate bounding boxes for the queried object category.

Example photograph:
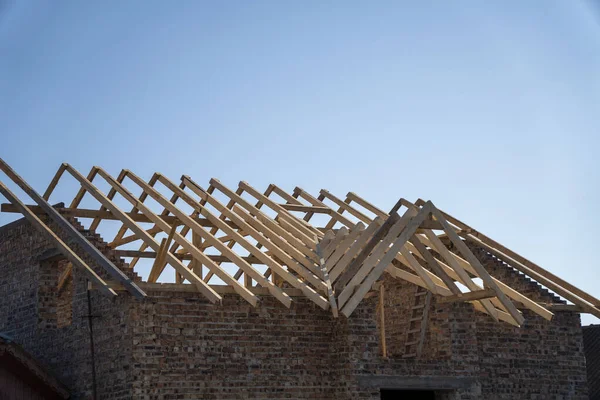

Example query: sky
[0,1,599,324]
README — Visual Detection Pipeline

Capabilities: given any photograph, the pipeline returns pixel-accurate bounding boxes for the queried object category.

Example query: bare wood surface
[62,165,221,303]
[338,212,415,309]
[0,203,217,226]
[0,180,116,297]
[4,160,595,325]
[461,232,600,319]
[316,243,337,317]
[105,169,262,306]
[415,198,600,308]
[0,160,146,299]
[431,207,524,326]
[294,187,355,228]
[341,203,433,317]
[334,212,402,293]
[280,204,331,213]
[324,223,365,272]
[437,288,497,304]
[416,291,432,358]
[155,174,326,308]
[56,262,73,293]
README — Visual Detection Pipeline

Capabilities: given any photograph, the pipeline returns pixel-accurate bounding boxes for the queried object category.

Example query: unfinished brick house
[0,158,596,399]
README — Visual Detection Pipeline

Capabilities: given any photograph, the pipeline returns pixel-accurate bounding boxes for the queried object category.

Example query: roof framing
[1,158,599,326]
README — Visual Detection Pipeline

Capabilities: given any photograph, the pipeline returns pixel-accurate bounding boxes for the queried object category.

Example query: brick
[0,218,590,399]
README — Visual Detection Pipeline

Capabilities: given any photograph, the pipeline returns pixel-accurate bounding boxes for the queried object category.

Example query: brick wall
[0,218,135,400]
[130,292,350,399]
[471,247,588,399]
[0,219,590,399]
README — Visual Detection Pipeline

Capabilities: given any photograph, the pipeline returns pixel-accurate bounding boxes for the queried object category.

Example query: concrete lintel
[37,248,67,263]
[358,375,476,391]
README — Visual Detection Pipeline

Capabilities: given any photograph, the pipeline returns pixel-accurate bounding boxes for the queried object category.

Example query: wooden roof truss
[1,159,599,327]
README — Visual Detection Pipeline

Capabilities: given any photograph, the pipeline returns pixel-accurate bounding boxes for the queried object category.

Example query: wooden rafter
[2,158,598,326]
[0,160,144,299]
[61,165,221,303]
[0,181,116,298]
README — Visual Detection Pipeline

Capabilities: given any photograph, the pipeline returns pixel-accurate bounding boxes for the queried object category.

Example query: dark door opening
[381,389,436,399]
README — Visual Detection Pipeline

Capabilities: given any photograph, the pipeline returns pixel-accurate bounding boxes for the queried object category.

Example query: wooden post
[379,284,387,358]
[192,233,203,278]
[416,291,432,358]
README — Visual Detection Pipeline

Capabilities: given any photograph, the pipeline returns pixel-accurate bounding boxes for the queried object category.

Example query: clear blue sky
[1,1,599,324]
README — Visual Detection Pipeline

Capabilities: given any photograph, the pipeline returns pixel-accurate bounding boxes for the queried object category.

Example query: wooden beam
[346,192,388,217]
[423,228,499,319]
[299,192,326,223]
[416,291,432,358]
[319,230,335,252]
[437,288,497,304]
[228,205,327,291]
[317,194,458,295]
[149,238,168,282]
[125,177,194,272]
[397,249,439,294]
[0,203,222,227]
[99,168,259,306]
[334,212,403,293]
[316,242,338,317]
[156,173,327,309]
[461,232,600,318]
[386,263,451,296]
[408,235,462,295]
[191,233,202,277]
[324,222,365,272]
[405,237,553,321]
[341,203,433,317]
[208,179,322,272]
[0,180,117,298]
[62,165,221,304]
[221,185,314,258]
[269,184,303,206]
[89,169,129,233]
[338,209,417,309]
[107,281,309,296]
[430,206,524,326]
[416,198,600,309]
[181,178,321,289]
[323,226,349,260]
[329,218,383,282]
[314,194,549,323]
[43,164,67,201]
[239,181,322,241]
[279,204,331,213]
[0,159,146,299]
[377,200,511,323]
[544,303,585,312]
[114,250,265,264]
[294,187,355,228]
[109,226,161,248]
[320,189,371,224]
[124,171,293,308]
[148,222,177,282]
[57,262,73,293]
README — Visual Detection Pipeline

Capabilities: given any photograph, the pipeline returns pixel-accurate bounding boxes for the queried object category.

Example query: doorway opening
[381,389,436,400]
